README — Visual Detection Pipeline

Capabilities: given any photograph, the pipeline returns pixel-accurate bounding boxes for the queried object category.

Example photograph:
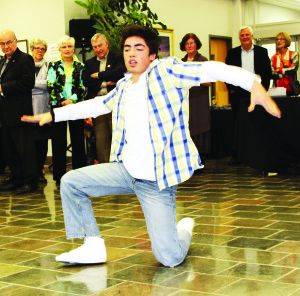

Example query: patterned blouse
[47,55,85,107]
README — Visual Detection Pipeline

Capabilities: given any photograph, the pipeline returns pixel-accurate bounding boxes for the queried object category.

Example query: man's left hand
[91,73,98,78]
[0,84,2,93]
[249,81,281,118]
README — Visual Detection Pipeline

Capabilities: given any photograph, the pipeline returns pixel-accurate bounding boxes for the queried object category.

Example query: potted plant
[75,0,167,52]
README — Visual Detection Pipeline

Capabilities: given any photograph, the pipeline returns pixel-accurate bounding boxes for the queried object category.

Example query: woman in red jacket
[271,32,299,96]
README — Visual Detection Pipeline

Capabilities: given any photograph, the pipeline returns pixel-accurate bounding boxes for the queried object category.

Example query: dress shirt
[241,44,255,74]
[0,55,12,95]
[97,51,108,96]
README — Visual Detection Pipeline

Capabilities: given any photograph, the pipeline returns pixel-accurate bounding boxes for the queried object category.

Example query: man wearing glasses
[0,30,38,193]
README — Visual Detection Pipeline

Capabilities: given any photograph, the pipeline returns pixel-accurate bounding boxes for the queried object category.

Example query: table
[233,97,300,173]
[210,107,233,158]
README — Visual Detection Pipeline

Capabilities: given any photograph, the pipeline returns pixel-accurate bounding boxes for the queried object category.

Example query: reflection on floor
[1,158,300,295]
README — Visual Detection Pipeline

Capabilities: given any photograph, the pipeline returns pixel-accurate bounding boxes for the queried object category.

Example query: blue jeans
[60,162,192,267]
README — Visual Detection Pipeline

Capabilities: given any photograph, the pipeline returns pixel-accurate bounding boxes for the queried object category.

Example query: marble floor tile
[218,262,294,281]
[160,272,239,293]
[217,278,300,296]
[226,237,282,250]
[220,248,288,265]
[0,158,300,295]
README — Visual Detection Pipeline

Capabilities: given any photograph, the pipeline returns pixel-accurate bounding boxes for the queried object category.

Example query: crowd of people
[0,30,126,193]
[0,26,296,192]
[0,24,292,266]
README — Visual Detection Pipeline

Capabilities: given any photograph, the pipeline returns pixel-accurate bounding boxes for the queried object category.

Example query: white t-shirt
[122,71,156,181]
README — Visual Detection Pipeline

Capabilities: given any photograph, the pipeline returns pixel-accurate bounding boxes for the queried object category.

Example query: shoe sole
[56,259,107,265]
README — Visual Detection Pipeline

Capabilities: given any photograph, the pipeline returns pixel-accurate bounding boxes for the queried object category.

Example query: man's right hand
[249,81,281,118]
[21,112,53,126]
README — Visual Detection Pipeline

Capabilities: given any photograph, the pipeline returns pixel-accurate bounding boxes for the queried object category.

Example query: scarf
[272,50,293,91]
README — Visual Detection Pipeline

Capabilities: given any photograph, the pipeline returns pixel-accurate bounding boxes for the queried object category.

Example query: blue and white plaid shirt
[103,57,204,190]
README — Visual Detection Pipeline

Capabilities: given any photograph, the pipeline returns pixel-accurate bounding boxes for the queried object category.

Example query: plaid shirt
[103,57,210,190]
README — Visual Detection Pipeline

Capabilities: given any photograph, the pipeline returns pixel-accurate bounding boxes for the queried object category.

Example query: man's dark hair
[121,25,159,57]
[179,33,202,51]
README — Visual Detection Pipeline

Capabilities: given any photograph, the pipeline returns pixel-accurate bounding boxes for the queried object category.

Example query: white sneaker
[177,218,194,236]
[55,237,107,264]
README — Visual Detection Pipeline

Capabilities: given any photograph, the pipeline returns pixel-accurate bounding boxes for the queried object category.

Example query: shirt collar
[97,50,109,62]
[4,49,16,62]
[4,55,12,63]
[59,54,79,64]
[241,44,254,53]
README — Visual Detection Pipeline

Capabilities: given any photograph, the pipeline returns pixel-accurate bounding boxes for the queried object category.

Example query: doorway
[209,36,232,106]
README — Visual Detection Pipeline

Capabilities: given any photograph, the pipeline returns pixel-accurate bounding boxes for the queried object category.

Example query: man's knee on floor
[153,249,184,268]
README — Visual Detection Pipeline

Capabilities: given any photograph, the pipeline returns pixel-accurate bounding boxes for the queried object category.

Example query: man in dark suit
[225,26,271,164]
[83,33,126,164]
[0,30,38,193]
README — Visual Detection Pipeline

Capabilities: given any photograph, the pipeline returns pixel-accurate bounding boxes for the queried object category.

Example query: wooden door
[210,38,229,106]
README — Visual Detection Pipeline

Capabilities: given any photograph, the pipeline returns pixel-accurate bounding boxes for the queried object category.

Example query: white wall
[243,0,300,39]
[244,1,300,25]
[147,0,235,60]
[0,0,65,57]
[258,3,300,24]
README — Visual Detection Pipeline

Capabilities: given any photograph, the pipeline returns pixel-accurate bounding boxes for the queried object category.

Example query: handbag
[289,77,300,96]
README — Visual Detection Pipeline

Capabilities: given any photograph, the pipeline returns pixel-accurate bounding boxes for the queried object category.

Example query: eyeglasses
[185,42,196,46]
[0,40,15,47]
[276,38,286,41]
[60,45,74,50]
[33,47,46,52]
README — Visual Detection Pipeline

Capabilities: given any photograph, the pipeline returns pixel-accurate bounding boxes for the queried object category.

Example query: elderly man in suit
[0,30,38,193]
[225,26,272,164]
[83,33,126,164]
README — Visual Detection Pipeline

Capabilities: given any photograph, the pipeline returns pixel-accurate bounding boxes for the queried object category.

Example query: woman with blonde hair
[271,32,299,95]
[47,36,86,186]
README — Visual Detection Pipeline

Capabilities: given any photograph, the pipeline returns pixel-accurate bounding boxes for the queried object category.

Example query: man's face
[92,38,109,59]
[0,31,17,58]
[123,36,156,82]
[239,29,253,48]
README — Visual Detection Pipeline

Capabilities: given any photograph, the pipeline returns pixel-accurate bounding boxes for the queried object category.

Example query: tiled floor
[0,158,300,295]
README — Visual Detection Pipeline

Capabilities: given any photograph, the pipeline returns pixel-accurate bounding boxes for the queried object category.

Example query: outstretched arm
[176,60,281,118]
[21,91,113,125]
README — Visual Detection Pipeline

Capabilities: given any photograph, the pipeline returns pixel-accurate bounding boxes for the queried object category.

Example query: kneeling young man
[22,25,280,267]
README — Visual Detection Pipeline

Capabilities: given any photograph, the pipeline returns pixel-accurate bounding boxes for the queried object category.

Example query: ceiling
[258,0,300,11]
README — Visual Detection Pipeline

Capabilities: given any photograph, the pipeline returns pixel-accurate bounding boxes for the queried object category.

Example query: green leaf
[74,0,167,51]
[75,1,88,9]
